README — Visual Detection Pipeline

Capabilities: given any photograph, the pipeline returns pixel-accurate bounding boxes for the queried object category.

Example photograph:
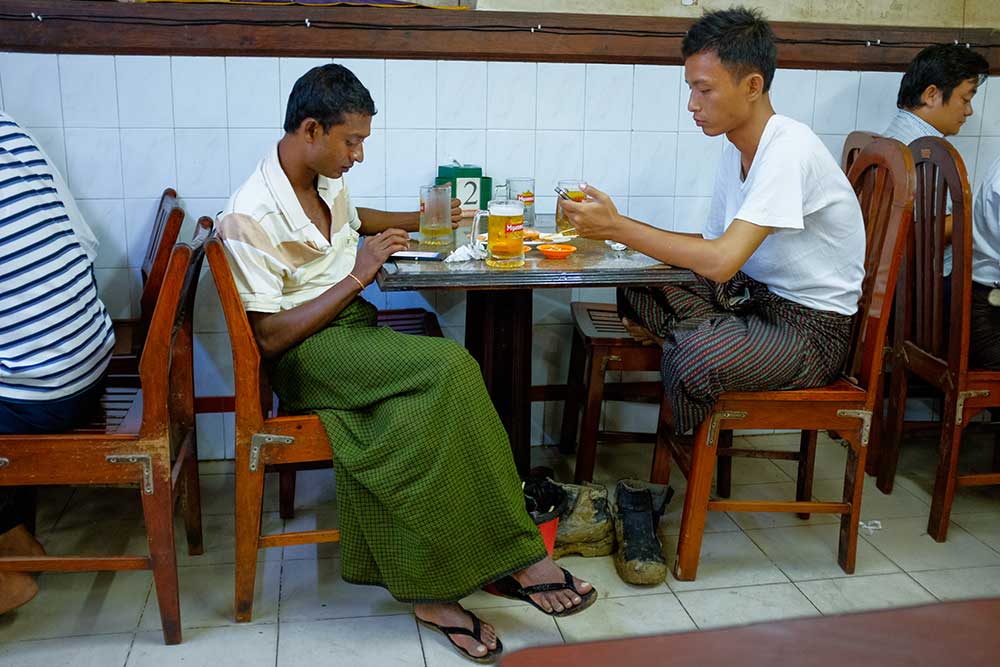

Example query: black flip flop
[491,567,598,617]
[416,609,503,664]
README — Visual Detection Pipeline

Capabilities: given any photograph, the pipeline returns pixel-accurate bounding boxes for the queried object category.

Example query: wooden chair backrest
[844,137,916,397]
[205,236,272,434]
[137,217,212,439]
[138,188,185,342]
[842,131,882,175]
[905,136,973,373]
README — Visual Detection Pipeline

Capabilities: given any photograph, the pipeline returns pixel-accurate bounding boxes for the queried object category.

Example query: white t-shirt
[971,153,1000,288]
[704,115,866,316]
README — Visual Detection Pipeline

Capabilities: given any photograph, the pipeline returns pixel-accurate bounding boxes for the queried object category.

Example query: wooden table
[377,215,693,474]
[500,598,1000,666]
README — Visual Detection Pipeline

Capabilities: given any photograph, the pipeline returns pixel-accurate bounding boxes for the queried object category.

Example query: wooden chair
[0,218,212,644]
[652,137,915,581]
[877,136,1000,540]
[842,131,882,175]
[108,187,185,375]
[560,302,663,483]
[207,236,444,621]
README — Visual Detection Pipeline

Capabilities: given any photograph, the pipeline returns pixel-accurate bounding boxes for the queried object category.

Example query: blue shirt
[883,109,954,276]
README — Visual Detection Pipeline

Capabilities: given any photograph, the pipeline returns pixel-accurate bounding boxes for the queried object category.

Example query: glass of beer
[473,199,525,268]
[555,179,586,234]
[419,183,453,246]
[506,177,535,229]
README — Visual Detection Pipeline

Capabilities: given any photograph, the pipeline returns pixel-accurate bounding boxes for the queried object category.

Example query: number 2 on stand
[455,177,479,211]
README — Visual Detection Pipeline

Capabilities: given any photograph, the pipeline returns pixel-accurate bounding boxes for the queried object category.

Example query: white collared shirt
[218,145,362,313]
[972,154,1000,287]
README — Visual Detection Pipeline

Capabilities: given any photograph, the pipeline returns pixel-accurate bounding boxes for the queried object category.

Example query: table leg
[465,289,533,475]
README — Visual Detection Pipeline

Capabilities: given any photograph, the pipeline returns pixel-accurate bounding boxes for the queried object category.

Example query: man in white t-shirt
[560,7,865,433]
[970,154,1000,369]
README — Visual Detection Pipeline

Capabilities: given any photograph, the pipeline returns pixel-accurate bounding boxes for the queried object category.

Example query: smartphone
[554,186,573,200]
[391,250,446,261]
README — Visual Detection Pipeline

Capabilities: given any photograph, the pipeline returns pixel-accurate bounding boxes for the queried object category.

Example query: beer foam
[489,203,523,217]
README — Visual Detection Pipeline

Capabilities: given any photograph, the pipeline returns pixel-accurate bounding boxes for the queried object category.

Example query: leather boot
[613,479,674,585]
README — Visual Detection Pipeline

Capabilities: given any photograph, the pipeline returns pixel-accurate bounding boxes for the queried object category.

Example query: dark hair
[896,44,989,109]
[681,6,777,92]
[283,63,377,134]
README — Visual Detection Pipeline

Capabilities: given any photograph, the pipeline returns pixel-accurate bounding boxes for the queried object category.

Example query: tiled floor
[2,431,999,666]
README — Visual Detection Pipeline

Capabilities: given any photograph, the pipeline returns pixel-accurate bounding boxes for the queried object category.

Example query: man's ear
[920,84,942,108]
[745,72,765,101]
[298,118,322,142]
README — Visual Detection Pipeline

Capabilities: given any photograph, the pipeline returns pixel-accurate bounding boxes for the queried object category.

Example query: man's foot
[622,317,664,347]
[414,602,498,660]
[512,557,593,615]
[0,524,45,616]
[0,572,38,615]
[0,524,46,558]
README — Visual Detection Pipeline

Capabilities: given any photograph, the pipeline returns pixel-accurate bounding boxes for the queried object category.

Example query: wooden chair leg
[279,470,297,520]
[865,370,886,476]
[573,347,608,484]
[13,487,37,536]
[716,430,733,498]
[796,430,818,520]
[837,436,865,575]
[650,399,673,485]
[928,395,965,542]
[141,458,182,645]
[876,357,910,494]
[558,330,587,455]
[234,460,266,623]
[180,444,204,556]
[992,409,1000,473]
[672,417,717,582]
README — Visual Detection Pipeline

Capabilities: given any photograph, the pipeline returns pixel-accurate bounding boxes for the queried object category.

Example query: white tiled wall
[2,53,998,457]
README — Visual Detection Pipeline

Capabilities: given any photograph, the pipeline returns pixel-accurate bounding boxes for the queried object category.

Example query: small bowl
[537,244,577,260]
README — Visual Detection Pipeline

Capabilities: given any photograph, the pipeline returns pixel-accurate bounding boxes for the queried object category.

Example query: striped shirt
[0,112,114,402]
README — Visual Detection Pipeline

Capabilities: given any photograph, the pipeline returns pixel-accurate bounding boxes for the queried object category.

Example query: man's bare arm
[356,208,419,234]
[617,217,770,282]
[247,229,409,358]
[357,198,463,235]
[560,187,770,282]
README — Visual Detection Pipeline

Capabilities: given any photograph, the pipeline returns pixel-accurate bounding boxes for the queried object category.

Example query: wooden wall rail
[1,1,998,72]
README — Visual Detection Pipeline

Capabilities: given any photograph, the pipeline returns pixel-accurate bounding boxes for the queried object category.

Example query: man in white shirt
[560,7,865,433]
[219,64,594,664]
[970,154,1000,369]
[883,44,989,275]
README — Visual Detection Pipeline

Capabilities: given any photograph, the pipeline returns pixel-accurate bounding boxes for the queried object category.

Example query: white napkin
[444,243,488,263]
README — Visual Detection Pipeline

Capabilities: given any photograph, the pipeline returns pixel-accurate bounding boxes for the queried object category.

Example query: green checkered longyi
[271,298,547,602]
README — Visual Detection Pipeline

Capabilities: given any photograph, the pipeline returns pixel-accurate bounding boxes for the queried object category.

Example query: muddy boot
[552,482,616,559]
[613,479,674,585]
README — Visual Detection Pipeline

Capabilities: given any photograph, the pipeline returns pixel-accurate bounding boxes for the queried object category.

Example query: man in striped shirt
[0,111,115,614]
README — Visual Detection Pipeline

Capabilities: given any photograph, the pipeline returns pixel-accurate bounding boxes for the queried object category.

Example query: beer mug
[507,177,535,228]
[555,179,586,234]
[473,199,525,268]
[419,183,453,246]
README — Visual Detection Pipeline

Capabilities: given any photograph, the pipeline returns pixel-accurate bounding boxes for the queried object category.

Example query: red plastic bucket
[536,515,559,555]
